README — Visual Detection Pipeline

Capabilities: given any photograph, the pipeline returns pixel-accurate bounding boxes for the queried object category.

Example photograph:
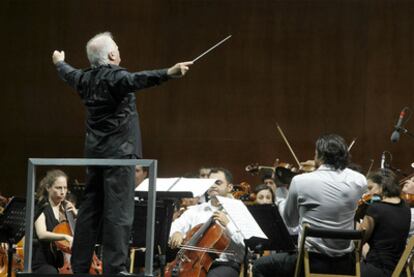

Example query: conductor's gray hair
[86,32,116,67]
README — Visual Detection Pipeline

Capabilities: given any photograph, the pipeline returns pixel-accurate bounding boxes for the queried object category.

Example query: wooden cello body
[52,203,103,275]
[165,217,231,277]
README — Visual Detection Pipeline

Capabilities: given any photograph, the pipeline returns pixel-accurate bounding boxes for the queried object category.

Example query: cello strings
[178,245,235,256]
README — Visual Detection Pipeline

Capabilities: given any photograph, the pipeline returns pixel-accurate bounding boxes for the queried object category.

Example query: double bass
[164,209,234,277]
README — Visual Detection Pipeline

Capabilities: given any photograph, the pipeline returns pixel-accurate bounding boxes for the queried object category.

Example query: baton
[192,35,232,63]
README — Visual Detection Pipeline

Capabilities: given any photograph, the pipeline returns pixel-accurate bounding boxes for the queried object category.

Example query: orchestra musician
[199,166,212,179]
[401,175,414,237]
[168,167,245,277]
[358,169,411,277]
[253,134,367,277]
[52,32,191,275]
[254,184,275,205]
[32,169,77,274]
[134,165,148,189]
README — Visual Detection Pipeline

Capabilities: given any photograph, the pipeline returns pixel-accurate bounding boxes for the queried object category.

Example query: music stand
[0,197,26,277]
[245,204,296,276]
[131,194,182,276]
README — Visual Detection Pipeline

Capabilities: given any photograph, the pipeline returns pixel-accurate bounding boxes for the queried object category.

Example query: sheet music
[135,178,179,192]
[216,196,268,240]
[171,178,216,197]
[135,177,216,197]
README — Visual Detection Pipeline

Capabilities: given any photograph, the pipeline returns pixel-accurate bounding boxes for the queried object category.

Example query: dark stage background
[1,0,414,196]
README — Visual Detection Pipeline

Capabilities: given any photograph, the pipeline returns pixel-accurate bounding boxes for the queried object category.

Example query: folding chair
[294,224,364,277]
[392,235,414,277]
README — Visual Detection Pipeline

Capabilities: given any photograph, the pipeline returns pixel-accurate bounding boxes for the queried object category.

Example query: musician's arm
[277,179,300,227]
[34,213,72,242]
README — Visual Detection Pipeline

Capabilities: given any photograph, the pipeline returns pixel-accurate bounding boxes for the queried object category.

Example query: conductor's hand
[167,61,193,78]
[52,50,65,65]
[169,232,184,249]
[213,211,229,227]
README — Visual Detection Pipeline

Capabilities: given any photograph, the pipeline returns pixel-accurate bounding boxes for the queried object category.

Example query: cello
[52,201,102,274]
[165,208,234,277]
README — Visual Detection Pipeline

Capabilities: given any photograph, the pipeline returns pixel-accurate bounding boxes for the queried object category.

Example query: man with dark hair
[253,134,367,276]
[199,166,211,179]
[52,32,192,275]
[134,165,148,188]
[169,167,244,277]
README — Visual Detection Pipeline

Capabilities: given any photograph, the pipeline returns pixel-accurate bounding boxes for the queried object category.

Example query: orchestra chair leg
[392,236,414,277]
[130,247,137,273]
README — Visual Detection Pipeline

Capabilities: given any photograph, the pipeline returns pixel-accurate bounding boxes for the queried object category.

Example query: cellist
[169,167,245,277]
[32,169,77,274]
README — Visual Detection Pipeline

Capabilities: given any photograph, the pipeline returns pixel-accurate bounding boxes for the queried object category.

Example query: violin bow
[276,124,301,169]
[348,137,357,151]
[366,159,374,176]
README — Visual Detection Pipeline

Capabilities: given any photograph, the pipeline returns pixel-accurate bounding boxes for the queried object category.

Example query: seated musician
[254,184,275,205]
[402,175,414,237]
[169,167,245,277]
[134,165,148,189]
[253,134,367,276]
[358,169,411,277]
[32,169,77,274]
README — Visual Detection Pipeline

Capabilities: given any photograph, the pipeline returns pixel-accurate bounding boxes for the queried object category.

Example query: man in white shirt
[169,167,245,277]
[253,134,367,276]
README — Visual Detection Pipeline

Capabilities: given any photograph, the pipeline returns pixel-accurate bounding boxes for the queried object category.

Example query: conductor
[52,32,192,275]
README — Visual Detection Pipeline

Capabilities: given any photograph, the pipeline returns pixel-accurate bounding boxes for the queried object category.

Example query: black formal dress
[55,61,170,274]
[32,203,64,274]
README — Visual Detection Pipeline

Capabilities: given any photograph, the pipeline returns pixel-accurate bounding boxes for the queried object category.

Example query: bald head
[86,32,121,67]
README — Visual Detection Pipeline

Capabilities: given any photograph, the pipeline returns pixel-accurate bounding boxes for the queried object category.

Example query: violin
[399,172,414,207]
[173,197,200,220]
[355,194,382,222]
[400,192,414,207]
[232,182,254,202]
[245,159,303,185]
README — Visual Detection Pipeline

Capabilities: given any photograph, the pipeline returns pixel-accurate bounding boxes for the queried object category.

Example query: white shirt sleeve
[169,207,195,238]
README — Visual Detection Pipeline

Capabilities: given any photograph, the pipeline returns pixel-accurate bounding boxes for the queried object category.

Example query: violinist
[254,184,275,205]
[169,167,245,277]
[358,169,411,277]
[253,134,367,277]
[32,169,77,274]
[199,166,212,179]
[401,176,414,237]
